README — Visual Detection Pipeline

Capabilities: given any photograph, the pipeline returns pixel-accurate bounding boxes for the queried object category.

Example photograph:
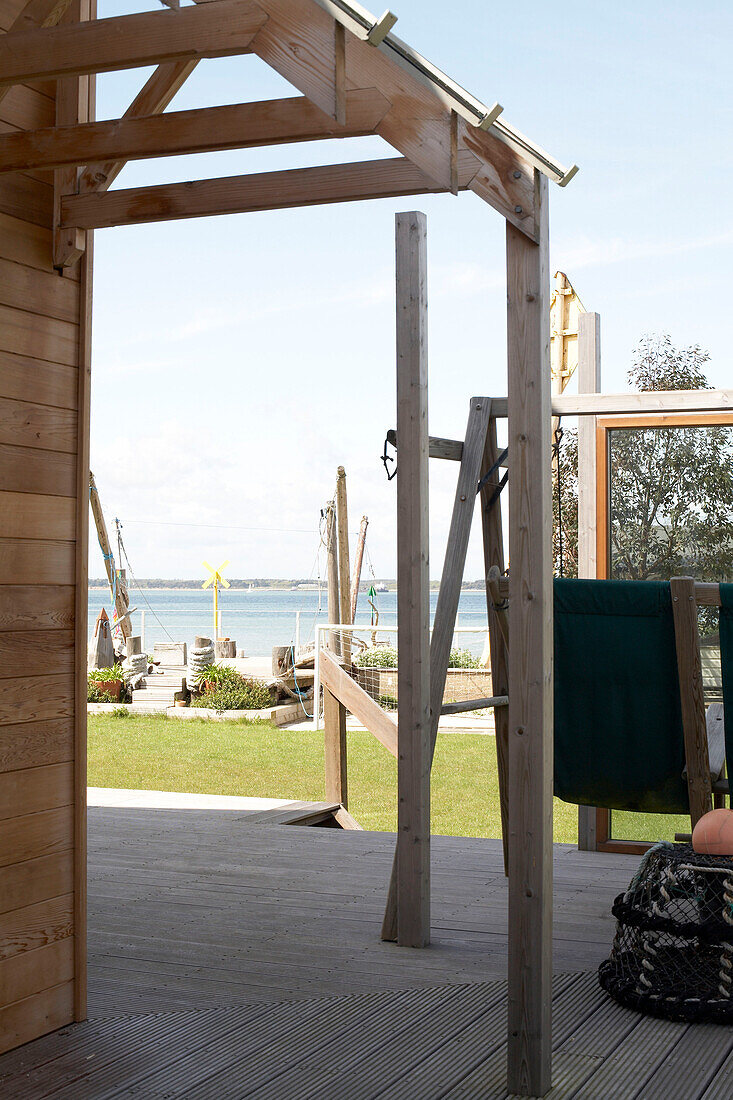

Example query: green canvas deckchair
[554,578,731,819]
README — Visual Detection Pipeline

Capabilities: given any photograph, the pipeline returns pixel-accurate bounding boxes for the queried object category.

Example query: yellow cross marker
[202,559,230,640]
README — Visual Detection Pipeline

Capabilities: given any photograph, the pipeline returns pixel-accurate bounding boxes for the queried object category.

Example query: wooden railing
[318,649,397,757]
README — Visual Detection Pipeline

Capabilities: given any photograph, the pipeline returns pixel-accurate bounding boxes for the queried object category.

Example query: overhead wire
[115,520,175,643]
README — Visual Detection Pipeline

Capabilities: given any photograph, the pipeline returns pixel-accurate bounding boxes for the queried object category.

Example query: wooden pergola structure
[3,0,732,1094]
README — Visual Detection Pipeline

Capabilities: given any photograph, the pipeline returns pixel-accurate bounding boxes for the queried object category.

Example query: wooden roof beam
[0,90,391,175]
[0,0,74,106]
[0,0,73,36]
[61,153,479,230]
[81,59,199,193]
[223,0,540,237]
[0,0,268,85]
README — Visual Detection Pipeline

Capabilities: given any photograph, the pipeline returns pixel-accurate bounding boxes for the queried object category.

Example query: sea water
[87,587,490,658]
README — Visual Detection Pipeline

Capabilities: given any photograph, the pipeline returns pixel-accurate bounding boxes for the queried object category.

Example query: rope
[476,448,509,495]
[115,524,174,643]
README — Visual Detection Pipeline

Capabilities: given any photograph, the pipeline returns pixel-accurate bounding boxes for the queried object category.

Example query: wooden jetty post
[395,211,431,948]
[335,466,351,664]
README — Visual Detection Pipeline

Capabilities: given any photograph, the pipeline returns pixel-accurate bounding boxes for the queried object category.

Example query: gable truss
[0,0,576,267]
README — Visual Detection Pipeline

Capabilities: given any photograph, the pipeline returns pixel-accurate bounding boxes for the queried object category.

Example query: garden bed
[353,666,493,708]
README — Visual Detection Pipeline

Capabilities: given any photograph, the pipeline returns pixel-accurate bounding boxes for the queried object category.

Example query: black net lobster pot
[599,842,733,1022]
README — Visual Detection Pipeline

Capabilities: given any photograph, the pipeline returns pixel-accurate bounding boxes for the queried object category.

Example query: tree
[553,334,733,592]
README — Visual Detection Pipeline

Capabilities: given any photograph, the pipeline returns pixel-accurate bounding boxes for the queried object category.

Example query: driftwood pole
[88,470,130,642]
[350,515,369,623]
[394,210,430,948]
[323,501,347,806]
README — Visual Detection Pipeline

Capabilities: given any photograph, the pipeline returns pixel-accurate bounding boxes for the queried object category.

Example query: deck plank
[2,806,733,1098]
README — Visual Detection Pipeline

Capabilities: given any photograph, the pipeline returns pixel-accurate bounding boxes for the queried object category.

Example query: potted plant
[88,663,125,702]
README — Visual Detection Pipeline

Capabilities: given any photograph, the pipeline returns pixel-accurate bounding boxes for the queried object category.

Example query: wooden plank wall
[0,0,90,1054]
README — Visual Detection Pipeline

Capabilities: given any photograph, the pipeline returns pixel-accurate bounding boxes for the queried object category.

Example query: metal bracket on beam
[476,102,503,131]
[558,163,580,187]
[366,9,397,46]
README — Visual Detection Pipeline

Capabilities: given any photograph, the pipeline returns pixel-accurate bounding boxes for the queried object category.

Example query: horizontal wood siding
[0,443,77,497]
[0,938,74,1006]
[0,761,74,817]
[0,674,75,727]
[0,0,87,1048]
[0,982,75,1056]
[0,718,74,773]
[0,894,74,962]
[0,540,76,584]
[0,630,75,680]
[0,806,74,869]
[0,851,74,914]
[0,586,75,632]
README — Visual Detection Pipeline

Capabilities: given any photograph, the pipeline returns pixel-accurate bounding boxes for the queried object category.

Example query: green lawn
[87,713,692,843]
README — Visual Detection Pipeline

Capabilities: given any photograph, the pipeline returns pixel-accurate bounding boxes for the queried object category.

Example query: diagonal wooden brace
[381,395,493,941]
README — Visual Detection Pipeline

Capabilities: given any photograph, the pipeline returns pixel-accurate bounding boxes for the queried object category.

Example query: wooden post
[577,311,601,851]
[506,172,553,1096]
[395,210,430,948]
[350,515,369,623]
[53,1,86,269]
[480,418,510,875]
[382,396,491,942]
[73,0,94,1022]
[671,576,713,826]
[324,501,347,806]
[335,466,351,664]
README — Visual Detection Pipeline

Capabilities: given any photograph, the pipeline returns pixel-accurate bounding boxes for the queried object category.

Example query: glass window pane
[606,422,733,842]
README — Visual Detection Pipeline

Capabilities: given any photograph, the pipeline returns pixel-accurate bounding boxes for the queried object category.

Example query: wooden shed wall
[0,0,90,1052]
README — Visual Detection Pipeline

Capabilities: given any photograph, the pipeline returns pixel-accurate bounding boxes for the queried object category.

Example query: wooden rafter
[80,59,198,193]
[0,90,391,175]
[222,0,539,237]
[0,0,73,106]
[61,154,480,230]
[0,0,268,85]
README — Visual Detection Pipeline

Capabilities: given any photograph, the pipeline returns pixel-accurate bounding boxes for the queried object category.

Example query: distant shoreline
[88,585,485,592]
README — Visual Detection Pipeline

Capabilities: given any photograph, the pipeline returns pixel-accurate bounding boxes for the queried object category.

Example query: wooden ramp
[3,973,733,1099]
[240,799,363,829]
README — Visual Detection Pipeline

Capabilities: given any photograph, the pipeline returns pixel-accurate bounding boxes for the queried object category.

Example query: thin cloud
[559,228,733,271]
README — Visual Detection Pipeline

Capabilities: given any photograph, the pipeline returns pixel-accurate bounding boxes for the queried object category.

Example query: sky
[89,0,733,583]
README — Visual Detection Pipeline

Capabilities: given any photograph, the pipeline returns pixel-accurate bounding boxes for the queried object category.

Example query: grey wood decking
[2,805,731,1098]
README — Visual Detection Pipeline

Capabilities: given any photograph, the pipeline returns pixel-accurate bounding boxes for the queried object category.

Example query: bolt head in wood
[514,205,523,214]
